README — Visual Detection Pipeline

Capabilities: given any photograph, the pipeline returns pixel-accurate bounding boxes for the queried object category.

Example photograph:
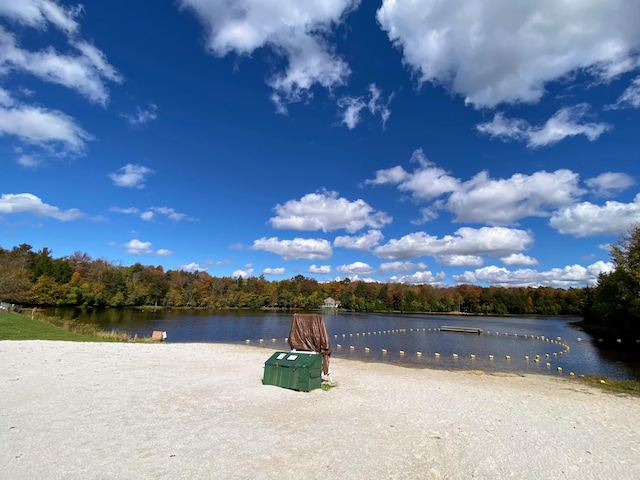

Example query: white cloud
[178,0,358,112]
[0,27,122,106]
[377,0,640,108]
[448,169,584,225]
[263,267,285,275]
[606,76,640,110]
[156,249,173,257]
[338,83,393,129]
[435,255,483,267]
[148,207,189,221]
[232,264,254,279]
[337,261,375,276]
[270,191,391,233]
[307,264,331,274]
[333,229,383,251]
[0,0,82,35]
[178,262,206,272]
[0,192,83,220]
[253,237,333,261]
[500,253,539,266]
[549,194,640,237]
[453,261,614,288]
[374,227,533,261]
[140,211,154,221]
[0,104,92,156]
[388,270,447,286]
[379,261,427,274]
[585,172,635,197]
[476,105,611,148]
[366,149,459,201]
[367,151,601,226]
[121,104,158,126]
[109,164,154,189]
[123,239,153,255]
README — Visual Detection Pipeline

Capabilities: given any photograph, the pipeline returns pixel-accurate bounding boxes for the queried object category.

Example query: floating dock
[440,326,482,334]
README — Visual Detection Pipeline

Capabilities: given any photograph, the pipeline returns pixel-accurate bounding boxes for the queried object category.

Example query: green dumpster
[262,351,322,392]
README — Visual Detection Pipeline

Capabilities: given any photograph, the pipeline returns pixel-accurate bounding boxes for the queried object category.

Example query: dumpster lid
[265,351,322,368]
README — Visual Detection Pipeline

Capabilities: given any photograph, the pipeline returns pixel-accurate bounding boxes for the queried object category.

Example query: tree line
[0,243,584,315]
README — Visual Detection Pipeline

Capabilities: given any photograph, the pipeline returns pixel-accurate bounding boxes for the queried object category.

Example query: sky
[1,0,640,288]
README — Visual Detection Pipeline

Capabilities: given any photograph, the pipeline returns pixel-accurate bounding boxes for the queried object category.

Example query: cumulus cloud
[435,255,483,267]
[156,249,172,257]
[500,253,539,266]
[269,191,391,233]
[262,267,285,275]
[448,169,584,225]
[369,150,586,225]
[338,83,393,129]
[232,264,254,279]
[178,0,359,113]
[333,229,383,251]
[337,261,376,276]
[123,239,153,255]
[376,0,640,108]
[366,149,459,201]
[252,237,333,261]
[0,192,83,220]
[379,261,427,274]
[374,227,533,261]
[307,264,331,274]
[549,194,640,237]
[178,262,206,272]
[585,172,635,197]
[477,106,611,148]
[109,164,154,189]
[388,270,447,286]
[453,261,614,288]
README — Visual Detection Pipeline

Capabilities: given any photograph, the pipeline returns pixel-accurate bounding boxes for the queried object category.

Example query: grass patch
[0,311,131,342]
[321,382,337,391]
[575,375,640,397]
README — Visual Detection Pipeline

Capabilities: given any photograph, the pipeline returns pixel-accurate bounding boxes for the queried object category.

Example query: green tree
[582,225,640,340]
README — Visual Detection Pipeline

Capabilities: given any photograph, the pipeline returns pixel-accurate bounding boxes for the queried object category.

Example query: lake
[46,308,640,381]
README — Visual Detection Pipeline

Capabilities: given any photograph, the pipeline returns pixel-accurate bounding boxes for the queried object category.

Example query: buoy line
[327,327,575,376]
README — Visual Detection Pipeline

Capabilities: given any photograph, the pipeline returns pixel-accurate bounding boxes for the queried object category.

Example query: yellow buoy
[488,355,494,360]
[434,352,440,357]
[364,347,370,352]
[416,351,422,356]
[259,338,264,343]
[505,355,511,360]
[557,367,563,372]
[399,350,405,355]
[470,354,476,359]
[337,344,341,348]
[382,349,388,354]
[452,353,458,358]
[245,339,250,343]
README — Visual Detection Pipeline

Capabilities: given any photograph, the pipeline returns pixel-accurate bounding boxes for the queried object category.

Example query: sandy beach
[2,341,639,480]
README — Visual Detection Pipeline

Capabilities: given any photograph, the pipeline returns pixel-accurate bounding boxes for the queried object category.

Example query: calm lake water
[47,308,640,381]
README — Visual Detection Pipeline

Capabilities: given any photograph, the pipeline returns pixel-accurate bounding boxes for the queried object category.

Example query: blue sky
[1,0,640,288]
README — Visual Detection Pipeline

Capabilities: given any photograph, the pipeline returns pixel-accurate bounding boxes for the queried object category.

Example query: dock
[440,326,482,334]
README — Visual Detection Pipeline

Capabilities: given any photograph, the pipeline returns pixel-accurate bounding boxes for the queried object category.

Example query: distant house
[322,297,340,308]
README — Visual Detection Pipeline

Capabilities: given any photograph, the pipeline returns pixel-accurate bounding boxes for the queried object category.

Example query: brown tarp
[287,314,332,375]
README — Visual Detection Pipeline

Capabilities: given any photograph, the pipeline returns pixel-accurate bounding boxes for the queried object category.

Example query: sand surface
[2,340,639,480]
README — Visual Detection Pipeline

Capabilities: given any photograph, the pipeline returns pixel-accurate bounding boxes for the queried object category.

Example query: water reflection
[46,308,640,381]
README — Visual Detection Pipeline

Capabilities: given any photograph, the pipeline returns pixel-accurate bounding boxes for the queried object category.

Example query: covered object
[287,313,332,376]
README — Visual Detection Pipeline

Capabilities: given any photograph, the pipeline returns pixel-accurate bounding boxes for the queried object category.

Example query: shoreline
[2,340,640,479]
